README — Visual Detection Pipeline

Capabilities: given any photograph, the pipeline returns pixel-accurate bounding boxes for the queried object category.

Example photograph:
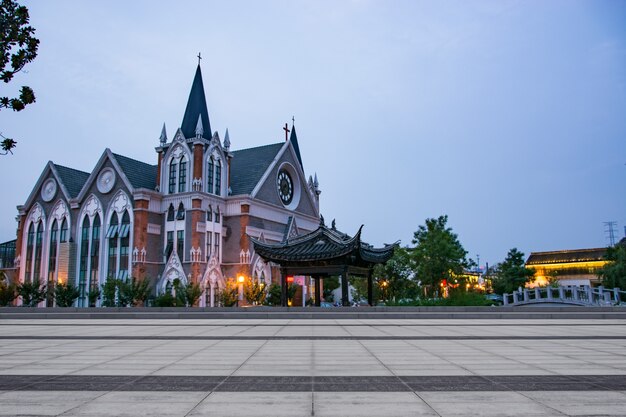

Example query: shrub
[265,283,281,306]
[153,292,176,307]
[88,287,100,307]
[54,282,80,307]
[17,278,46,307]
[244,280,266,305]
[101,278,118,307]
[0,280,17,306]
[179,281,202,307]
[218,280,239,307]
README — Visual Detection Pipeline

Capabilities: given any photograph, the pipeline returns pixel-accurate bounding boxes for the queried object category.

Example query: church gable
[21,162,87,211]
[229,143,284,196]
[251,142,318,217]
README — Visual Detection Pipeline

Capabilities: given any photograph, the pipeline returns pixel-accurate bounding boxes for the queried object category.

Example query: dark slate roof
[54,164,90,198]
[229,142,284,195]
[289,125,303,169]
[526,248,607,265]
[251,224,397,264]
[181,65,212,140]
[112,153,158,190]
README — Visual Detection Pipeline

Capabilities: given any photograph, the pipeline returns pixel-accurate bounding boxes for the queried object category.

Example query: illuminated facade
[525,248,607,287]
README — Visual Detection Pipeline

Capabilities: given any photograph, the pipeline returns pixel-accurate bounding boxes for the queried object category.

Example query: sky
[1,0,625,268]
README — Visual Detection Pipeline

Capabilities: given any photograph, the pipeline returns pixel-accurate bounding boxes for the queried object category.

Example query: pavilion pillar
[280,269,287,307]
[314,276,321,307]
[341,268,349,307]
[367,270,373,306]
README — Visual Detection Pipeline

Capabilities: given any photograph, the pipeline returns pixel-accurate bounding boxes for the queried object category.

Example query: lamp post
[237,275,245,307]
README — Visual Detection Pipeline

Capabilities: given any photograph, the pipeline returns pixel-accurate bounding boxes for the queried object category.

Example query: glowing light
[238,275,245,283]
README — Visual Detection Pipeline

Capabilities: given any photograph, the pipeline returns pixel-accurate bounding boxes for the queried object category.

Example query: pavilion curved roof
[250,223,397,264]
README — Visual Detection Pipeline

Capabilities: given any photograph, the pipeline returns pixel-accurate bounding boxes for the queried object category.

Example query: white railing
[503,285,625,306]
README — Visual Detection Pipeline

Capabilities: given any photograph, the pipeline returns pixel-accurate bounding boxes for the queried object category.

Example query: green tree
[0,277,17,306]
[218,280,239,307]
[54,282,80,307]
[0,0,40,155]
[101,278,118,307]
[372,247,418,303]
[598,244,626,289]
[118,277,151,307]
[491,248,535,295]
[265,283,282,306]
[17,278,46,306]
[411,215,468,297]
[322,276,339,302]
[175,281,202,307]
[244,280,266,305]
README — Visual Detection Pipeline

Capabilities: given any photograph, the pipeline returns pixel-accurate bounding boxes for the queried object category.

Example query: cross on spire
[292,116,295,125]
[283,123,290,141]
[197,52,202,65]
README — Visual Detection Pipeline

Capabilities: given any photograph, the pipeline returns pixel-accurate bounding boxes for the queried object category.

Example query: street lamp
[237,275,245,306]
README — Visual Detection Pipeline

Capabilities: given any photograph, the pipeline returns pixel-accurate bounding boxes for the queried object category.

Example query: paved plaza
[1,315,626,416]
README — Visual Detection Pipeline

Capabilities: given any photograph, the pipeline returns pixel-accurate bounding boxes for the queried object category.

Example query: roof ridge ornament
[159,123,167,145]
[173,128,185,143]
[195,114,204,138]
[223,128,231,150]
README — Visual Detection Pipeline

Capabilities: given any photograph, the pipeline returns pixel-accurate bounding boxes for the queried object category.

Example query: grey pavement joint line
[182,324,282,417]
[4,335,626,340]
[349,327,443,417]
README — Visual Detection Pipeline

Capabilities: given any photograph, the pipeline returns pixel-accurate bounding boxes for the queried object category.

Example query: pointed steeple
[159,123,167,144]
[289,123,303,169]
[181,65,212,140]
[195,114,204,138]
[223,128,231,150]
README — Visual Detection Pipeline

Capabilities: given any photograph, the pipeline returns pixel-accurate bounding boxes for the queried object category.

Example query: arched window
[215,160,222,196]
[60,218,68,243]
[90,214,100,298]
[107,213,118,278]
[176,202,185,220]
[79,216,90,302]
[119,211,130,280]
[25,223,34,282]
[207,205,212,222]
[215,206,220,224]
[167,204,175,221]
[168,160,177,194]
[207,157,214,194]
[33,222,43,282]
[47,220,58,306]
[165,231,174,259]
[178,156,187,192]
[177,230,184,258]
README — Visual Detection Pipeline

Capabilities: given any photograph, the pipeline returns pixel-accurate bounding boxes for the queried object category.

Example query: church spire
[181,64,212,140]
[159,123,167,145]
[289,118,303,169]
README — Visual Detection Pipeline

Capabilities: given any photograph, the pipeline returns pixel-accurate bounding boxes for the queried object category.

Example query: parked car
[485,293,503,304]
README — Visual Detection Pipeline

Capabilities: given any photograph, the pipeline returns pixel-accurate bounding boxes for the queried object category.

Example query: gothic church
[13,64,321,307]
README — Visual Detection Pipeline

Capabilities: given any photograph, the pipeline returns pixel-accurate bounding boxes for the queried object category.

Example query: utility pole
[604,221,618,246]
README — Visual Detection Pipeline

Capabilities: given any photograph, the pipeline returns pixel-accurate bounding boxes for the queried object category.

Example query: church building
[12,64,322,307]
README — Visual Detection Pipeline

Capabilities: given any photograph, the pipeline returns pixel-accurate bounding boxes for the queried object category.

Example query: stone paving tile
[188,392,312,417]
[314,392,437,417]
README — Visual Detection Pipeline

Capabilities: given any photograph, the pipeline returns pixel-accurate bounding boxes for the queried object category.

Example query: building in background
[525,248,608,287]
[11,64,322,307]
